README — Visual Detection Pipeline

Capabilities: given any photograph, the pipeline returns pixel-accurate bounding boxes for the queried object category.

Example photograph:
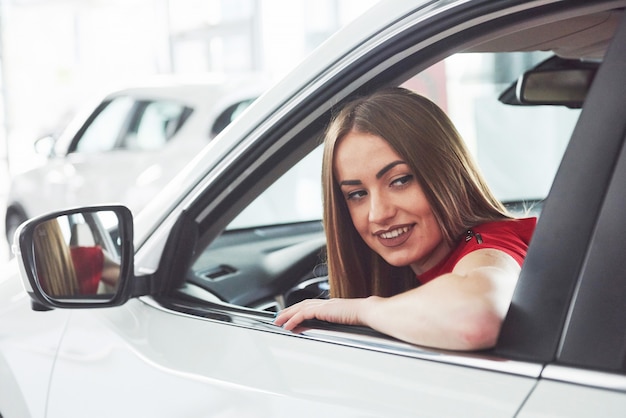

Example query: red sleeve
[417,217,536,284]
[463,217,536,266]
[70,246,104,295]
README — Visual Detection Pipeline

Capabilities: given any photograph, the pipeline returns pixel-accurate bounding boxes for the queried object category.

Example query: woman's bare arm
[274,248,520,350]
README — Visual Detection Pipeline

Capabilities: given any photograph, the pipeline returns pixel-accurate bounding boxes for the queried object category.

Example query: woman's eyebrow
[339,179,362,186]
[376,160,406,179]
[339,160,407,186]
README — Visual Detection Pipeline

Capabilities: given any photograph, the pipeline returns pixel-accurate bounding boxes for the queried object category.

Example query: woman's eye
[391,174,413,187]
[346,190,367,201]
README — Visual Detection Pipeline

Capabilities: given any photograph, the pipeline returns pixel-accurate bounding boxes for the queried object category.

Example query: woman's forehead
[333,131,406,179]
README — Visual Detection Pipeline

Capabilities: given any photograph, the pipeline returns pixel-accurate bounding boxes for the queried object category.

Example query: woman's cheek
[350,206,370,237]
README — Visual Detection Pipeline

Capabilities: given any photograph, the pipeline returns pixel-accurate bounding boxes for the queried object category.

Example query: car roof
[101,73,272,104]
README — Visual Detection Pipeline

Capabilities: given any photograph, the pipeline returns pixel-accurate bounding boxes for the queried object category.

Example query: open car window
[228,145,323,230]
[184,50,581,311]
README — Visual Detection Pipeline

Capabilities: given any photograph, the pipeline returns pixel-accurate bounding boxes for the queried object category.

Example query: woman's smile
[376,224,413,247]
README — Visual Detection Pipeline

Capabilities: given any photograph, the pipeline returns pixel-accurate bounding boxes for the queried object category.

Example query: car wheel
[5,207,28,248]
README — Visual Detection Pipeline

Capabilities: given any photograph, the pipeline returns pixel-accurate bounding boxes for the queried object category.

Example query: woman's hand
[274,297,376,331]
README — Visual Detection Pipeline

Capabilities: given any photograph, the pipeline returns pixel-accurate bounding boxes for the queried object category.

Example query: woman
[274,87,536,350]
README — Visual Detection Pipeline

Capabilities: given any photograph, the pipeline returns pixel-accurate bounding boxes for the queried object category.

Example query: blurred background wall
[0,0,378,261]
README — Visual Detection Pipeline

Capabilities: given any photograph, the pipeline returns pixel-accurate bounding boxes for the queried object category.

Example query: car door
[0,261,70,418]
[44,302,540,417]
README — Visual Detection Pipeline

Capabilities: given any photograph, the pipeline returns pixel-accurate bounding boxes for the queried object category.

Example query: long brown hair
[322,87,509,298]
[33,219,79,296]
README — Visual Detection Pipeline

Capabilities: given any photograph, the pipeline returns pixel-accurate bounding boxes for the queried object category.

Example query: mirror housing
[33,134,57,157]
[13,205,136,309]
[498,56,599,109]
[517,68,596,108]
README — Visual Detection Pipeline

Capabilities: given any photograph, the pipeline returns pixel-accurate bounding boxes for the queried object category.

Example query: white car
[2,0,626,417]
[4,74,267,243]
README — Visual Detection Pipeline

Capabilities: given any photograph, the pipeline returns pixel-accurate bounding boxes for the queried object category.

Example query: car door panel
[517,378,626,418]
[0,262,70,418]
[46,298,538,418]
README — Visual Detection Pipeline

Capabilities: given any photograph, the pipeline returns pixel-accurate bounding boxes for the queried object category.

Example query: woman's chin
[380,253,416,268]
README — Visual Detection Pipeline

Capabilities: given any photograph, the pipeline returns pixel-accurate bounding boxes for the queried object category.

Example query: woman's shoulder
[473,217,536,238]
[467,217,537,263]
[418,218,537,284]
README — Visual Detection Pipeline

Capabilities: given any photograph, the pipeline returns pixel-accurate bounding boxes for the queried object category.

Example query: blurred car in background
[4,74,268,244]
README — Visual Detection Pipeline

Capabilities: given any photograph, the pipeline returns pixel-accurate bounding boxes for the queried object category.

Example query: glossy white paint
[42,298,536,417]
[518,379,626,418]
[0,260,70,417]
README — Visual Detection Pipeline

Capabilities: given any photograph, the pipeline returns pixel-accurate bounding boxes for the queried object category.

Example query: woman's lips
[375,225,413,247]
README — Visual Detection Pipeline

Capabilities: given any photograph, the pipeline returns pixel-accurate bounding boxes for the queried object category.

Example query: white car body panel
[0,260,70,418]
[43,298,537,417]
[518,379,626,418]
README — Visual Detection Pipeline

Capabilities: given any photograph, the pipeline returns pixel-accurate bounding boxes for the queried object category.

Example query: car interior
[157,3,623,327]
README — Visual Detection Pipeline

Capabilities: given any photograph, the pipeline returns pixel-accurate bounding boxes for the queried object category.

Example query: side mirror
[33,135,57,157]
[13,205,135,309]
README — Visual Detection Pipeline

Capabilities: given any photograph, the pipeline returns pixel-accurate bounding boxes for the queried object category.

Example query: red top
[70,246,104,294]
[417,217,536,284]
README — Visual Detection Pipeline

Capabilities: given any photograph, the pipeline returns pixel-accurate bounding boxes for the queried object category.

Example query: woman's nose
[368,192,395,223]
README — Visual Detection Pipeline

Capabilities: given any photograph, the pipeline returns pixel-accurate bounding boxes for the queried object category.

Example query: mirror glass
[520,69,595,106]
[32,210,122,300]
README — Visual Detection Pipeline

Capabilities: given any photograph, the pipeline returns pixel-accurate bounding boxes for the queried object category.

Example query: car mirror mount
[14,205,137,310]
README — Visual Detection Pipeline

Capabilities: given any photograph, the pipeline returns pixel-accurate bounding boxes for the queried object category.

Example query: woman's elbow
[454,311,503,350]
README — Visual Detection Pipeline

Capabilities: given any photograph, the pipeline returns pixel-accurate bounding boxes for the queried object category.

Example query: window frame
[548,13,626,373]
[497,6,626,368]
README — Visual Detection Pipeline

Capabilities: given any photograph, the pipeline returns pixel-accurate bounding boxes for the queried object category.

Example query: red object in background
[70,246,104,294]
[402,60,448,111]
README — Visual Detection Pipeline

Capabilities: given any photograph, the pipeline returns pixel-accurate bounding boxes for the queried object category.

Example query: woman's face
[334,131,450,274]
